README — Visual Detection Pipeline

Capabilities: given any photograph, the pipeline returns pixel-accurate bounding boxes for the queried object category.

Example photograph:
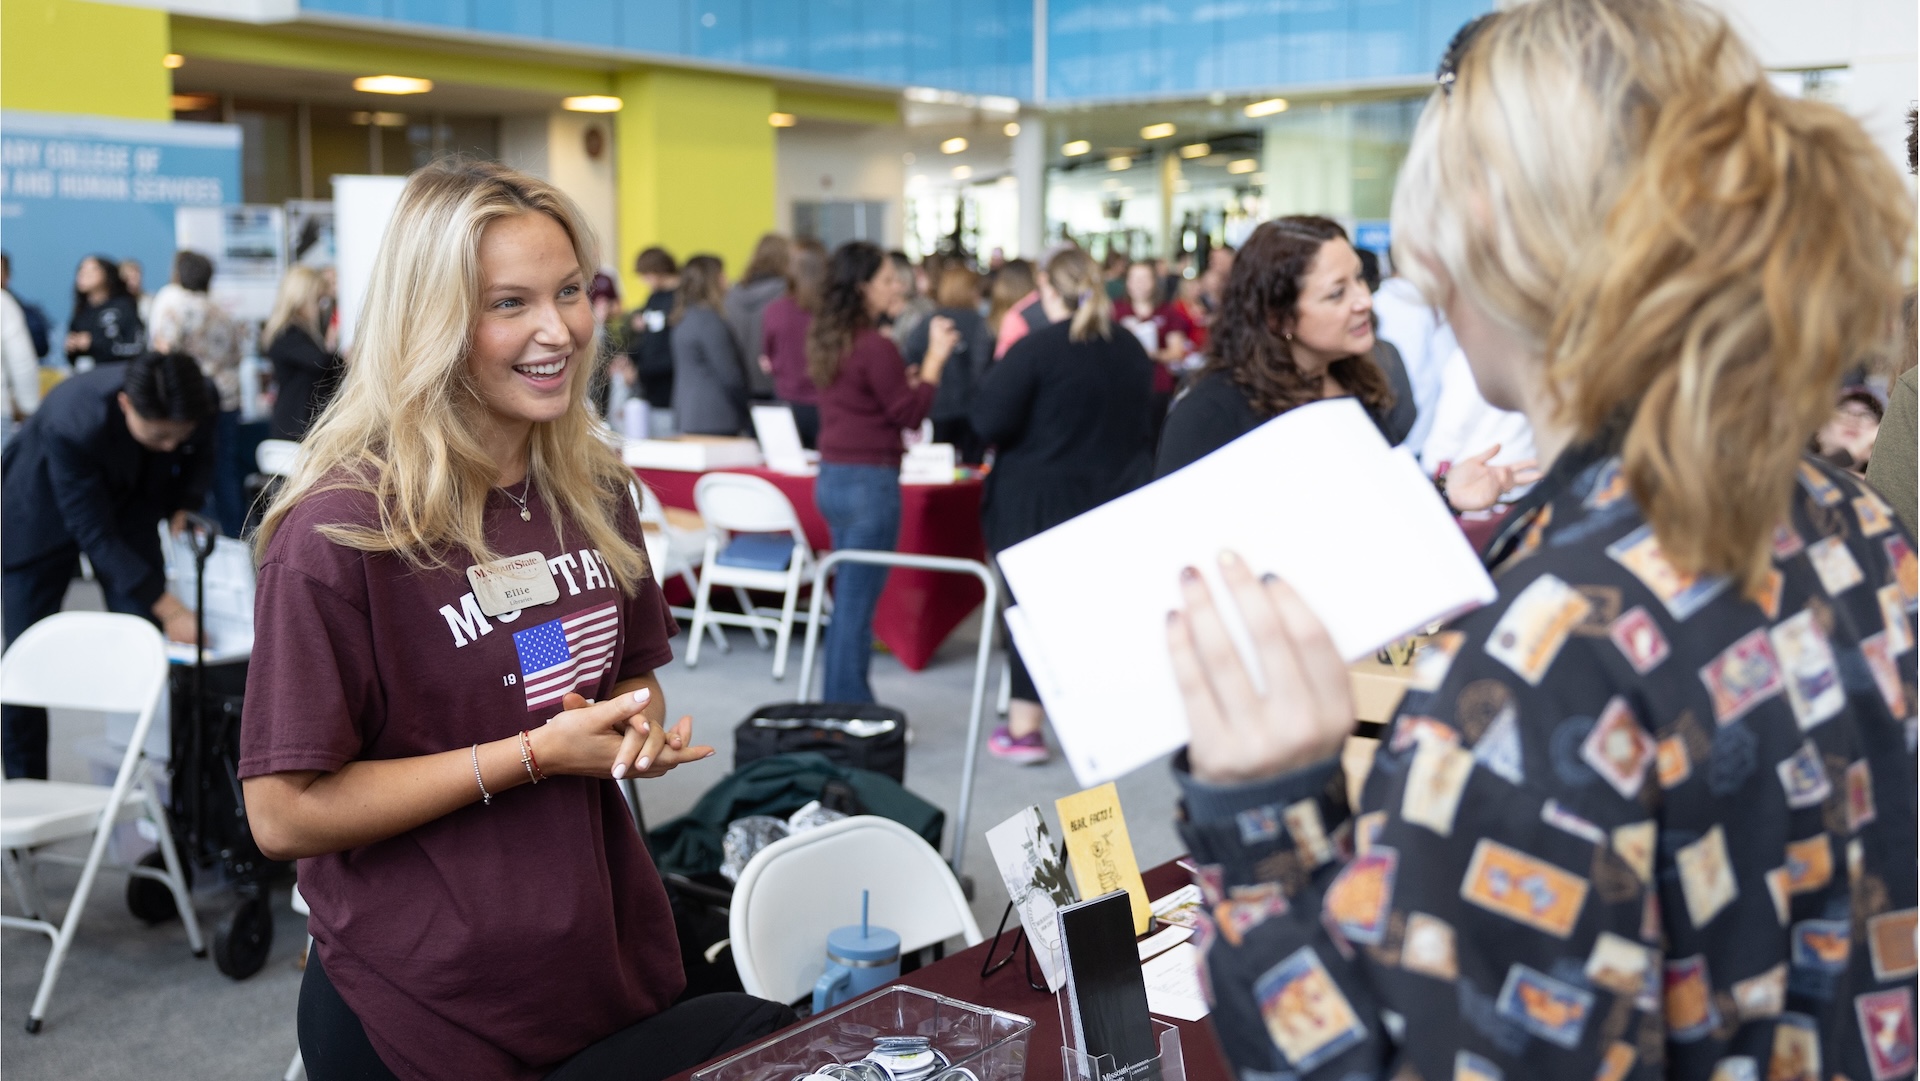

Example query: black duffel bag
[733,702,907,782]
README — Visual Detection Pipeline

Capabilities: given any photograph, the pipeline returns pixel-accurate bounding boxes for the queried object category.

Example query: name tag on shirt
[467,552,560,616]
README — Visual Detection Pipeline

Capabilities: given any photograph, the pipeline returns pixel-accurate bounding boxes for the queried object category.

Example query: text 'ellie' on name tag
[467,552,560,616]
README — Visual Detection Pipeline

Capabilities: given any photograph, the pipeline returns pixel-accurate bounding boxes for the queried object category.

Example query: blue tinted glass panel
[472,0,543,36]
[1211,0,1282,91]
[689,0,746,62]
[856,0,911,85]
[622,0,686,54]
[391,0,467,26]
[302,0,388,15]
[807,0,861,80]
[552,0,618,47]
[1349,0,1413,81]
[742,0,803,70]
[1425,0,1489,72]
[1283,0,1348,85]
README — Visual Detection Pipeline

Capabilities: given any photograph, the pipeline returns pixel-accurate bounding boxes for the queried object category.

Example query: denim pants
[814,463,901,703]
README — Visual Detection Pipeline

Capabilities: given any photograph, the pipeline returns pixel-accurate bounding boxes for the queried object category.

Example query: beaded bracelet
[470,744,492,805]
[518,730,545,784]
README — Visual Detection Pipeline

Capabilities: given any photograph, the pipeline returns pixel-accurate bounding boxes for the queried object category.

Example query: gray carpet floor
[2,579,1185,1078]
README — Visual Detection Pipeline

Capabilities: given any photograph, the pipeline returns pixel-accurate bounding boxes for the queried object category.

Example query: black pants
[299,948,796,1081]
[2,550,150,779]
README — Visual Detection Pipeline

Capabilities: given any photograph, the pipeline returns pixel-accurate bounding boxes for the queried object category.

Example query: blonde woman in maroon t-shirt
[239,161,791,1081]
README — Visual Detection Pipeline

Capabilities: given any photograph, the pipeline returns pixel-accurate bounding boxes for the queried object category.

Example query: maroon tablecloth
[667,860,1234,1081]
[635,466,987,671]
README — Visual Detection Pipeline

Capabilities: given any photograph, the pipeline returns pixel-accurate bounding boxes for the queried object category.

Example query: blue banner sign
[1,111,241,348]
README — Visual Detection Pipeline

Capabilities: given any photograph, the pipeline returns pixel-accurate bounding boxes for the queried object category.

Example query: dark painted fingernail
[1260,572,1278,584]
[1180,566,1199,582]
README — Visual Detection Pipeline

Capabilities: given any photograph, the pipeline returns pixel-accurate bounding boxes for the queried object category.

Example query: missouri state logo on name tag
[466,552,561,617]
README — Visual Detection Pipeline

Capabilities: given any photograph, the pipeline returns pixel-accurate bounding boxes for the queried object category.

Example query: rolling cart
[125,514,284,979]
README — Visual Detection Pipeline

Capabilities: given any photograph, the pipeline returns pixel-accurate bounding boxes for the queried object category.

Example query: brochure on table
[751,404,814,475]
[984,807,1076,992]
[999,398,1496,786]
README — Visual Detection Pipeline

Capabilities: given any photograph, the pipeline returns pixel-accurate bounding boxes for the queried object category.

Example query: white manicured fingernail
[633,689,650,705]
[637,756,651,771]
[612,763,627,779]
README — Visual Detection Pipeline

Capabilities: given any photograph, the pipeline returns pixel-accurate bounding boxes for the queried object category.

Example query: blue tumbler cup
[812,891,902,1013]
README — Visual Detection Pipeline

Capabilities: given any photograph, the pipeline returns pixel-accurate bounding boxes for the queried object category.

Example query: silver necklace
[503,473,533,521]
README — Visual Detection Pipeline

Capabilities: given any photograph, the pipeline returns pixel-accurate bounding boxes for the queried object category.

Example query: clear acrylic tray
[691,986,1035,1081]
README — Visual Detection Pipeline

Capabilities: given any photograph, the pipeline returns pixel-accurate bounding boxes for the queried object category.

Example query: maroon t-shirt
[759,292,816,406]
[238,481,685,1081]
[1113,298,1197,395]
[814,328,935,467]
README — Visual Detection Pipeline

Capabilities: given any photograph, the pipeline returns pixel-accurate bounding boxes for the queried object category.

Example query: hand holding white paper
[998,399,1496,785]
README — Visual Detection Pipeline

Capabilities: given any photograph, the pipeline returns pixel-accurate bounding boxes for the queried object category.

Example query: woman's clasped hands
[1165,551,1356,786]
[533,688,715,782]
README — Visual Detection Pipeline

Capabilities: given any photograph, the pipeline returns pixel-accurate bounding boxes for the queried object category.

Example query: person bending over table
[239,161,790,1081]
[1162,3,1916,1078]
[972,248,1157,765]
[0,350,216,778]
[808,241,957,703]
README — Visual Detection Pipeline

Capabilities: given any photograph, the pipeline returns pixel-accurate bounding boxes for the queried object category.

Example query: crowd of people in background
[3,182,1911,769]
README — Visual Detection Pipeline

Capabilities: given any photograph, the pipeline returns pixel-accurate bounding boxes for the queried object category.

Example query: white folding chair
[729,815,983,1005]
[630,480,727,653]
[687,472,820,680]
[0,612,205,1033]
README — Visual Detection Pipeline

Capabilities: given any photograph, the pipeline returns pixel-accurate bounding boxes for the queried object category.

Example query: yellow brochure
[1055,782,1151,935]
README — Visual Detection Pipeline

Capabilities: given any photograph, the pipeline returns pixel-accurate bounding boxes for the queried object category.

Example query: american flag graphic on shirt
[512,602,620,711]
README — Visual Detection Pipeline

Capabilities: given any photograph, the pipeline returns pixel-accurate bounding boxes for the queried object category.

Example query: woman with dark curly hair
[1155,216,1414,476]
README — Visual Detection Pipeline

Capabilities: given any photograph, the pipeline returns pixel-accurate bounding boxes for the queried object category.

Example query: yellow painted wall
[615,67,776,300]
[1,0,170,120]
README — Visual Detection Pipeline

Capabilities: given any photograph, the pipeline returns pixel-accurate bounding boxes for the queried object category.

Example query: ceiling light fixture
[1108,155,1133,171]
[768,112,797,127]
[562,95,622,113]
[1178,142,1211,159]
[354,75,433,95]
[952,165,973,179]
[1140,122,1176,140]
[1003,121,1020,137]
[162,53,185,69]
[1227,158,1258,174]
[941,137,968,154]
[1243,97,1289,118]
[1062,139,1091,156]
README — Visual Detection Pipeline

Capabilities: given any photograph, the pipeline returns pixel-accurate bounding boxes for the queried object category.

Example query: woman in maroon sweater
[807,241,957,702]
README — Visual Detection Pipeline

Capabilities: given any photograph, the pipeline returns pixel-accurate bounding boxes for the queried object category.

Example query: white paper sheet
[1136,925,1193,962]
[998,398,1496,785]
[1142,942,1210,1022]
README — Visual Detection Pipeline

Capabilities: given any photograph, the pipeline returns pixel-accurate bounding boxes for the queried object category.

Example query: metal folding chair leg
[796,549,999,878]
[3,849,49,921]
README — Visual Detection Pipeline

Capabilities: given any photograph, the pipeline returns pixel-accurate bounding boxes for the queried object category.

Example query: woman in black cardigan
[1155,217,1416,477]
[972,247,1156,764]
[263,265,342,441]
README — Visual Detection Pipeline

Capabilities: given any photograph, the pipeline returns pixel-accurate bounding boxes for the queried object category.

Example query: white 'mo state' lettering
[439,592,493,648]
[548,552,580,596]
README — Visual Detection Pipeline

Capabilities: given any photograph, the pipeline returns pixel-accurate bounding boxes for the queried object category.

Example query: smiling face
[465,212,595,472]
[1285,238,1375,375]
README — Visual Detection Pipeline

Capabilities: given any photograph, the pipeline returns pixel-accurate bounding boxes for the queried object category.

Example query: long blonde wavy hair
[1392,0,1913,592]
[254,160,650,592]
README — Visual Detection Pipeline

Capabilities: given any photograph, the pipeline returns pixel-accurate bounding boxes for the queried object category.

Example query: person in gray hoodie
[723,233,789,401]
[670,255,748,436]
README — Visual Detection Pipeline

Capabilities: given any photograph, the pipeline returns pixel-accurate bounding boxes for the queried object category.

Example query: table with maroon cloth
[670,859,1234,1081]
[633,466,987,672]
